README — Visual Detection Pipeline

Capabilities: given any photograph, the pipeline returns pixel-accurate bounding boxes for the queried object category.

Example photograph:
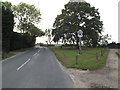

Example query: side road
[60,49,118,88]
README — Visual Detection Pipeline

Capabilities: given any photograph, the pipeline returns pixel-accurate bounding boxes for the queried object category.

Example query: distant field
[50,47,109,70]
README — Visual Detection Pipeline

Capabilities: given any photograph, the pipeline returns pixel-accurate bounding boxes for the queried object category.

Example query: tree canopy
[45,29,52,44]
[13,2,44,37]
[1,1,45,54]
[52,2,103,47]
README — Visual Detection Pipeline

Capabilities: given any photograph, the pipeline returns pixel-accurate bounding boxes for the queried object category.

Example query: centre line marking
[36,54,39,56]
[38,50,40,52]
[33,53,37,56]
[17,58,31,71]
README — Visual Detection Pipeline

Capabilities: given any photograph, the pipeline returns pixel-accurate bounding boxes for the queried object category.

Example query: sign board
[77,30,83,37]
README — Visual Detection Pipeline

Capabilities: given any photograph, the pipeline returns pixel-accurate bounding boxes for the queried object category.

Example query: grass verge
[50,47,109,70]
[2,47,33,60]
[2,52,15,60]
[116,52,120,58]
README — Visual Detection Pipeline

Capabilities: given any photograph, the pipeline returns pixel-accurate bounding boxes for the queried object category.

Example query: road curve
[2,47,74,88]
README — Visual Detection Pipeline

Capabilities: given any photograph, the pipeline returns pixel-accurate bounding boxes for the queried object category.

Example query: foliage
[2,51,15,59]
[13,2,44,37]
[1,1,44,54]
[108,42,120,49]
[1,1,14,52]
[10,32,35,51]
[27,23,45,37]
[52,2,103,47]
[45,29,52,44]
[37,43,44,46]
[100,34,111,46]
[116,52,120,58]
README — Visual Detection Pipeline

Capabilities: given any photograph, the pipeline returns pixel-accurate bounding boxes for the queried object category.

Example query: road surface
[2,47,74,88]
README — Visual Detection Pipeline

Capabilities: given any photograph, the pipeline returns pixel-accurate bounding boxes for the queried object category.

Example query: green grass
[2,52,15,60]
[2,47,33,60]
[50,47,109,70]
[116,52,120,58]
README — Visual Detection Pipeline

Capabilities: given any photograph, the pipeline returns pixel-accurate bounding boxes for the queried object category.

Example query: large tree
[13,2,44,37]
[52,1,103,47]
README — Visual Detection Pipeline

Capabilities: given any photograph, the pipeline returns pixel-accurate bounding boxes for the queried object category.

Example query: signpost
[77,30,83,54]
[76,30,83,64]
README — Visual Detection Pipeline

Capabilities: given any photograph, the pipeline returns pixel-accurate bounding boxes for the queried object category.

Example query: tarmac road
[2,46,74,88]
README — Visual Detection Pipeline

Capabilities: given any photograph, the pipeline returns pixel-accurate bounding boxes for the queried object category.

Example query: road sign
[77,30,83,37]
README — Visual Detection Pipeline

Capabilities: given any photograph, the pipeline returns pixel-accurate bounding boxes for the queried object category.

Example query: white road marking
[38,50,40,52]
[17,50,40,71]
[33,54,36,56]
[36,54,39,56]
[17,58,31,71]
[33,53,38,56]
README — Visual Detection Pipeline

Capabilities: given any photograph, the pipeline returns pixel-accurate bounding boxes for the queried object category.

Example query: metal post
[101,50,103,56]
[76,29,83,64]
[79,37,82,54]
[76,55,78,64]
[96,52,98,63]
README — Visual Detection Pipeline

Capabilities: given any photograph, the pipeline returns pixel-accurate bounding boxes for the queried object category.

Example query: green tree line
[1,1,44,54]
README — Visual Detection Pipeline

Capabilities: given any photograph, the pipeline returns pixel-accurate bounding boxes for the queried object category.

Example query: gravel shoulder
[59,49,119,88]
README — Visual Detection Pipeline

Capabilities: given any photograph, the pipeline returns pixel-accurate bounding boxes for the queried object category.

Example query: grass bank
[50,47,109,70]
[2,52,15,60]
[2,47,33,60]
[116,52,120,58]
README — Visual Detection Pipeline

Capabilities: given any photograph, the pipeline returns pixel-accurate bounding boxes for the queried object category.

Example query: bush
[108,43,120,49]
[39,43,44,46]
[10,32,35,51]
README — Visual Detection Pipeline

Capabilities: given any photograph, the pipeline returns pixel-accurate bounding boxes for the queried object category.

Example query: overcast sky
[2,0,119,44]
